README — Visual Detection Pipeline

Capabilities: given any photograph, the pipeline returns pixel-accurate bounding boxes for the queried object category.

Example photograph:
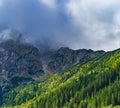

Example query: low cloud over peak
[0,29,23,42]
[0,0,120,51]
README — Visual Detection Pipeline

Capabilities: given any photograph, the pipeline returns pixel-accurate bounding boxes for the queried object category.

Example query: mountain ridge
[0,39,105,107]
[2,45,120,108]
[42,47,105,73]
[2,29,120,108]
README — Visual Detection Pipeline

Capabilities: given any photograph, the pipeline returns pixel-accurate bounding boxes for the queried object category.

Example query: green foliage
[2,49,120,108]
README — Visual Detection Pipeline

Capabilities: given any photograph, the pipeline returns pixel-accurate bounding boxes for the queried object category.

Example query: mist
[0,0,120,51]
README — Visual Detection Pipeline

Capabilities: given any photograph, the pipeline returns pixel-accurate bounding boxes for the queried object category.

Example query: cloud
[39,0,56,8]
[0,0,59,38]
[64,0,120,50]
[0,0,120,51]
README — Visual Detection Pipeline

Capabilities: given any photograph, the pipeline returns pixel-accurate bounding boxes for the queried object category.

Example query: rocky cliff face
[0,40,44,94]
[43,47,105,72]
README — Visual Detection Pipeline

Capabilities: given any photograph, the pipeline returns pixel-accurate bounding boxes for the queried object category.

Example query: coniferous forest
[1,48,120,108]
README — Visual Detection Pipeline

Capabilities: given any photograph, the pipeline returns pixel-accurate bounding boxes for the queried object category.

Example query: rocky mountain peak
[0,31,44,94]
[43,47,105,73]
[0,30,105,100]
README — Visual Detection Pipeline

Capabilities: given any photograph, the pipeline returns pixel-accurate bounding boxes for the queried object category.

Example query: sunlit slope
[4,49,120,108]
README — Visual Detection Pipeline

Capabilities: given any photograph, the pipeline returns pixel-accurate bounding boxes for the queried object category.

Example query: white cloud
[64,0,120,50]
[0,0,120,51]
[39,0,56,8]
[114,13,120,25]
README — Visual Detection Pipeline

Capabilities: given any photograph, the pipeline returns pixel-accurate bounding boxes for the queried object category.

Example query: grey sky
[0,0,120,51]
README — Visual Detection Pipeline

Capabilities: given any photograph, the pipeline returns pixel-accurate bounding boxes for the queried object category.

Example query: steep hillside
[2,48,120,108]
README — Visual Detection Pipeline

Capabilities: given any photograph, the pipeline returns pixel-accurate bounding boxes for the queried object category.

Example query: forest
[2,49,120,108]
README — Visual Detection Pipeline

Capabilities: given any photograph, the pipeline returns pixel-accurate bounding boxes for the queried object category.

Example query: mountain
[43,47,105,72]
[2,48,120,108]
[0,29,119,108]
[0,29,106,107]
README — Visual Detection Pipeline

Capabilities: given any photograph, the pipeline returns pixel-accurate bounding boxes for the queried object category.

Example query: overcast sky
[0,0,120,51]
